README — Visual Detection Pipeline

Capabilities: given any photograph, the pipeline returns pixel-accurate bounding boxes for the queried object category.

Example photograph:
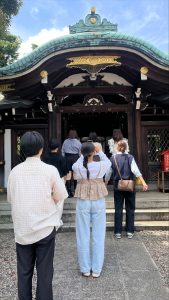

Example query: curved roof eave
[0,32,169,78]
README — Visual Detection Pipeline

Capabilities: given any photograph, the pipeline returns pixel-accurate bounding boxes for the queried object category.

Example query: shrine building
[0,7,169,189]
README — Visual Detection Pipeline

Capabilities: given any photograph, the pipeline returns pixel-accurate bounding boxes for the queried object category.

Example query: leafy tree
[0,33,21,67]
[31,43,39,50]
[0,0,23,67]
[0,0,23,22]
[0,9,7,36]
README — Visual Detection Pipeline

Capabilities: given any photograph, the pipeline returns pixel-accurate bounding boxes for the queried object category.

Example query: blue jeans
[76,198,106,274]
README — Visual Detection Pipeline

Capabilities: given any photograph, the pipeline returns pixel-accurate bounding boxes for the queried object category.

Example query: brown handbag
[114,155,134,192]
[117,179,134,192]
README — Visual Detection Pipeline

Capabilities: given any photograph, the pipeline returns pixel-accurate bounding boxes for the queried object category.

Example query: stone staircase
[0,191,169,231]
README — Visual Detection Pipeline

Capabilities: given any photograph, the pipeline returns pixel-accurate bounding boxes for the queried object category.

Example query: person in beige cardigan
[72,142,111,278]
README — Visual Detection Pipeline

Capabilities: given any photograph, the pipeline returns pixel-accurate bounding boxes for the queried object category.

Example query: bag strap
[113,155,122,180]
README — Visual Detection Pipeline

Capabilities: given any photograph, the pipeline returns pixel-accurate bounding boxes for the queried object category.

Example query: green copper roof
[0,9,168,77]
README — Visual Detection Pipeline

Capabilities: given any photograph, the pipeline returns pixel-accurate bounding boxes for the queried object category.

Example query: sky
[10,0,169,58]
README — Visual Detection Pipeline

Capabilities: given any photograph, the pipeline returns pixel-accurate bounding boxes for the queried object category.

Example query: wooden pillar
[56,111,61,144]
[48,108,62,145]
[48,112,54,140]
[127,105,135,156]
[0,129,5,190]
[48,108,59,140]
[135,110,142,167]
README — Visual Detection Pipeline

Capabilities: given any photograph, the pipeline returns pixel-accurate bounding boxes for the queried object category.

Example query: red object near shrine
[161,149,169,171]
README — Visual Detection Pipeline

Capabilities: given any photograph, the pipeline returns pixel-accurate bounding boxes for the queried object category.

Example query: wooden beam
[58,104,133,113]
[54,86,133,96]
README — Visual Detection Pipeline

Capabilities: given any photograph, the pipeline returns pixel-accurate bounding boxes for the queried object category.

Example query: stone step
[0,221,168,232]
[61,208,169,222]
[1,197,168,211]
[1,208,169,224]
[63,199,169,209]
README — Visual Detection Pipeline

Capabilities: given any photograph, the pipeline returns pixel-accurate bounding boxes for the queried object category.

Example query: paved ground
[0,230,169,300]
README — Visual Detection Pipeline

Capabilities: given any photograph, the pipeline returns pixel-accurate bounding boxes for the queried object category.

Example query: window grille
[147,128,169,162]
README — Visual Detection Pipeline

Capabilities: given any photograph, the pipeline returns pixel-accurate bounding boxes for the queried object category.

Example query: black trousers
[114,189,136,234]
[16,228,56,300]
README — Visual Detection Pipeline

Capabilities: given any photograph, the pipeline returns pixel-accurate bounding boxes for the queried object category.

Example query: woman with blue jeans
[72,142,111,278]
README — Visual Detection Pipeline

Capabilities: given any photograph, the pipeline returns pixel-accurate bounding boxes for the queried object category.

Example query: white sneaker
[92,272,100,278]
[127,232,134,239]
[82,272,90,277]
[115,233,121,239]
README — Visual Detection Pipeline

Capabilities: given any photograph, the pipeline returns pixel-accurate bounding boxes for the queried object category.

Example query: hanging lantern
[40,70,48,83]
[140,67,148,80]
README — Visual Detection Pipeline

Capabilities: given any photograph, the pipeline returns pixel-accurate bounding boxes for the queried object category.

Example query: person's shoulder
[9,161,25,176]
[76,139,82,146]
[41,160,54,168]
[127,153,134,159]
[41,160,59,174]
[14,161,26,170]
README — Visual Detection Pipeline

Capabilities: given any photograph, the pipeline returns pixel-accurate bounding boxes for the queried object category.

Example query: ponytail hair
[81,142,95,179]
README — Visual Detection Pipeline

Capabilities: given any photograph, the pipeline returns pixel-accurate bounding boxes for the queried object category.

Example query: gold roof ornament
[140,66,149,74]
[67,56,121,67]
[40,70,48,83]
[0,83,15,92]
[69,6,117,33]
[140,66,148,80]
[40,70,48,78]
[67,56,121,80]
[91,6,96,14]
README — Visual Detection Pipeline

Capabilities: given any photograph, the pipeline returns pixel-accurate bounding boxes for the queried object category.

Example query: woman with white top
[105,140,148,239]
[108,128,129,155]
[72,142,111,278]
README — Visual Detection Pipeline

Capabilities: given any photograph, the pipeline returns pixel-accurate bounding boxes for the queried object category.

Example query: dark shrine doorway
[61,111,128,155]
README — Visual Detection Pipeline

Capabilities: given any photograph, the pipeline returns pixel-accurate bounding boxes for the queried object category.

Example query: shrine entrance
[61,111,128,155]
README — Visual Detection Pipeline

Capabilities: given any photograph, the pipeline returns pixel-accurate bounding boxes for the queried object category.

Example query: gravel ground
[139,230,169,288]
[0,230,168,299]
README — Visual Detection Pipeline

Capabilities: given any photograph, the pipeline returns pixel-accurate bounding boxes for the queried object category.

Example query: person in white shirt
[107,129,129,184]
[105,140,148,240]
[62,129,82,197]
[108,129,129,155]
[7,131,68,300]
[72,142,111,278]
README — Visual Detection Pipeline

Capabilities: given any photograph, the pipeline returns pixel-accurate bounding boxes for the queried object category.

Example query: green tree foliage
[0,33,21,67]
[31,43,39,50]
[0,0,23,67]
[0,9,7,36]
[0,0,23,21]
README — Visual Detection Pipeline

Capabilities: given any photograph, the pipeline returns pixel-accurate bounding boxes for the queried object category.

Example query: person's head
[68,129,78,139]
[48,138,60,151]
[81,142,95,179]
[112,129,123,142]
[88,131,98,142]
[20,131,44,158]
[117,140,127,153]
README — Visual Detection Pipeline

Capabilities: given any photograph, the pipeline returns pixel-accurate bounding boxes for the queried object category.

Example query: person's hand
[142,183,148,191]
[93,142,102,153]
